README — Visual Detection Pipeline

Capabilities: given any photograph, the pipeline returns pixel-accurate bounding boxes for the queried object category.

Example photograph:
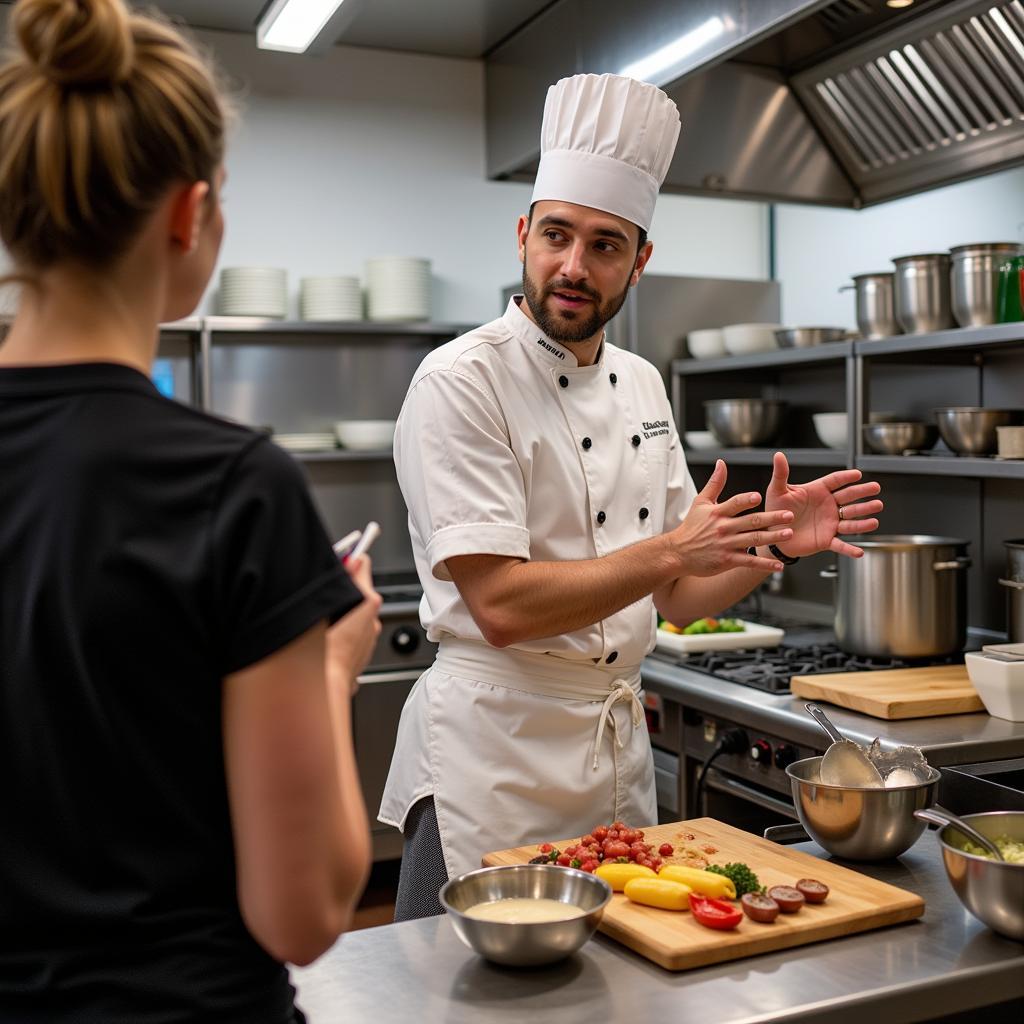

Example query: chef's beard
[521,257,631,344]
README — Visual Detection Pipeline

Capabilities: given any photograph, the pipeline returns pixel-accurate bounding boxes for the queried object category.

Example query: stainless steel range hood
[485,0,1024,208]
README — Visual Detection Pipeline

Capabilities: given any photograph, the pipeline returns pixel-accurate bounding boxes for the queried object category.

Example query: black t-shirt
[0,362,363,1023]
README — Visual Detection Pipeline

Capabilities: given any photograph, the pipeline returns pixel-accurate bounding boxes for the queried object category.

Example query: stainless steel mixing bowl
[787,757,941,860]
[862,421,938,454]
[774,327,848,348]
[439,864,611,966]
[934,811,1024,941]
[934,407,1024,455]
[704,398,786,447]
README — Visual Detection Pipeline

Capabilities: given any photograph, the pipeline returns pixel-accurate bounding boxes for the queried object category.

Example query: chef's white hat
[530,73,681,232]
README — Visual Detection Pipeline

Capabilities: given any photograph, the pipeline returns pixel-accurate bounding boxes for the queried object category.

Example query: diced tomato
[604,840,630,860]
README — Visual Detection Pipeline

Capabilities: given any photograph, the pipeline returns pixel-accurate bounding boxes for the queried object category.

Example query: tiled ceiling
[121,0,555,58]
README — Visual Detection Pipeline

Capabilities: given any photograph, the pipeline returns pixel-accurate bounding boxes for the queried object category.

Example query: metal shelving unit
[684,448,844,467]
[671,323,1024,477]
[856,454,1024,480]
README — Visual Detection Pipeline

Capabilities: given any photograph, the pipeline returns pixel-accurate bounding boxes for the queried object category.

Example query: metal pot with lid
[999,540,1024,644]
[820,535,971,658]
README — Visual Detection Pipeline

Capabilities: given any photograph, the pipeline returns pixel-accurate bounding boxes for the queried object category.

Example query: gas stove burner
[676,642,963,694]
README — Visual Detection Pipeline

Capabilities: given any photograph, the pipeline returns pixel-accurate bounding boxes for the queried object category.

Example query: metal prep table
[290,829,1023,1024]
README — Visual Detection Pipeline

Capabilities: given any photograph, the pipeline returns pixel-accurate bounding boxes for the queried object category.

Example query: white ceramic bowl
[686,328,726,360]
[813,412,848,450]
[683,430,718,450]
[964,652,1024,721]
[722,323,782,355]
[333,420,397,451]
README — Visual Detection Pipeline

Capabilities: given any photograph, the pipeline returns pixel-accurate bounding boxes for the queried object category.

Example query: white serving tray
[655,620,785,654]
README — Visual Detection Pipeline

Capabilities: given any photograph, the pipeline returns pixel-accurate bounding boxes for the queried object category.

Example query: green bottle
[996,255,1024,323]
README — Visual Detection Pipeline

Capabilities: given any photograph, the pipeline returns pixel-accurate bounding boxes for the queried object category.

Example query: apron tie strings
[592,679,644,770]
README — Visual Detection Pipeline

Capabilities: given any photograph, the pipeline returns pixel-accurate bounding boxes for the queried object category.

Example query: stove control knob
[749,739,772,765]
[390,626,420,656]
[774,743,799,770]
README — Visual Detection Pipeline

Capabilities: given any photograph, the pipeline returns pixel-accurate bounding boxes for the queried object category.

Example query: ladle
[804,703,884,788]
[913,806,1005,861]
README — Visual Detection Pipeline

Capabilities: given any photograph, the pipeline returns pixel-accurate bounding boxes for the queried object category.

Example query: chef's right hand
[325,555,382,696]
[669,460,795,576]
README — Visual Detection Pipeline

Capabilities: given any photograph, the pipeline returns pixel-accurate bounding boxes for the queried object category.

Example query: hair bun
[14,0,135,87]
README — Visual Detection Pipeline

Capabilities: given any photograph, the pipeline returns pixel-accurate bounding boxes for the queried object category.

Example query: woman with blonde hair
[0,1,377,1020]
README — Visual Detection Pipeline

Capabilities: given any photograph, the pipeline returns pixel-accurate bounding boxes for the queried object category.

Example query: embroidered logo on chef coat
[642,419,670,439]
[537,337,565,360]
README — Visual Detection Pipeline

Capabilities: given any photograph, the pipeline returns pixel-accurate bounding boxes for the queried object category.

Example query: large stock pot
[821,536,971,658]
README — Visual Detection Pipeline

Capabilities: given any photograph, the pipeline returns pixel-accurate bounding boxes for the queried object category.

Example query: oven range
[641,626,968,838]
[352,571,435,861]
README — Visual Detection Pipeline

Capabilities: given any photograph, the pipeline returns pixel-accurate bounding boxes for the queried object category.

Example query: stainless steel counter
[641,656,1024,766]
[290,831,1024,1024]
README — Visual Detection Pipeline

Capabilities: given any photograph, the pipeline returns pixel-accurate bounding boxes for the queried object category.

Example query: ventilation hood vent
[485,0,1024,208]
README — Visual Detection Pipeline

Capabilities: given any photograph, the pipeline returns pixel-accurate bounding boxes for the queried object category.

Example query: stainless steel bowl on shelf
[934,407,1024,456]
[786,757,941,860]
[704,398,785,447]
[439,864,611,966]
[862,421,938,454]
[774,327,848,348]
[932,811,1024,941]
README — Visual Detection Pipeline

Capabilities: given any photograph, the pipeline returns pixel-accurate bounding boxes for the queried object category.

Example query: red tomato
[635,830,645,840]
[565,844,578,856]
[649,856,663,870]
[539,843,553,854]
[604,841,630,860]
[612,821,627,831]
[689,893,742,930]
[593,826,608,842]
[581,834,596,847]
[580,859,598,873]
[659,843,674,856]
[556,854,571,867]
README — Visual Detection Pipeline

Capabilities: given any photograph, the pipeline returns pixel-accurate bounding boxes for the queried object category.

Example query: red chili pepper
[689,892,742,930]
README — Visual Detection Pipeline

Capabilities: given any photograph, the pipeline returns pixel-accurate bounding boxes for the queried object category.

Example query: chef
[380,73,882,919]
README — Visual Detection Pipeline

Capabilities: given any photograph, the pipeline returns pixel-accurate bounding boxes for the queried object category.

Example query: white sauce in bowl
[464,898,586,923]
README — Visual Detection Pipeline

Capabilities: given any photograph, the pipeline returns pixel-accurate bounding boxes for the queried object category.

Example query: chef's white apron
[378,638,656,880]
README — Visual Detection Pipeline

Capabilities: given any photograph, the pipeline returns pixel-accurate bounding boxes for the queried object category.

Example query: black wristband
[769,543,800,565]
[747,544,800,566]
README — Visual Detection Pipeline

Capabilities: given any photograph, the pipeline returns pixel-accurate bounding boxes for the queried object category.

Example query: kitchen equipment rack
[671,322,1024,480]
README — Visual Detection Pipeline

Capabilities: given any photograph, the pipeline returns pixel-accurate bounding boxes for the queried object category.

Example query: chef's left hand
[764,452,883,558]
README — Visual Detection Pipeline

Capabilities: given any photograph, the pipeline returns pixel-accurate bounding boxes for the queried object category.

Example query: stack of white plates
[272,432,337,452]
[300,276,362,321]
[365,257,431,321]
[218,267,287,318]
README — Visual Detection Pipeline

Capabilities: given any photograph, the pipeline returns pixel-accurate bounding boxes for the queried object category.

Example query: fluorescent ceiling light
[620,16,727,82]
[257,0,347,53]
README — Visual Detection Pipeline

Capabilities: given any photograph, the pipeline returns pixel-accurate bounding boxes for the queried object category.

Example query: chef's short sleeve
[210,436,364,674]
[663,422,699,532]
[396,368,530,581]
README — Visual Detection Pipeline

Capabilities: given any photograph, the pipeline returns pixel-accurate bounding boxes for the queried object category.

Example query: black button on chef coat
[609,373,618,385]
[631,434,641,447]
[639,507,650,520]
[582,437,592,450]
[606,651,619,664]
[596,510,606,525]
[558,375,569,388]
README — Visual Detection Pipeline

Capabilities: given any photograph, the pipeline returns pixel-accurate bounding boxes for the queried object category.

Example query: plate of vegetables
[656,617,784,654]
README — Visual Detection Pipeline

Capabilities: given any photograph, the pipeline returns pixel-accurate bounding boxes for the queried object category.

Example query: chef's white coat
[379,296,697,878]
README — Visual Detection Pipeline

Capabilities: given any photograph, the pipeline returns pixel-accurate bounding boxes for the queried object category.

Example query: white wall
[197,29,769,325]
[775,166,1024,329]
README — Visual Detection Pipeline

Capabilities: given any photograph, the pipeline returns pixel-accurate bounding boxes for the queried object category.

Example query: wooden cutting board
[482,817,924,971]
[791,664,983,720]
